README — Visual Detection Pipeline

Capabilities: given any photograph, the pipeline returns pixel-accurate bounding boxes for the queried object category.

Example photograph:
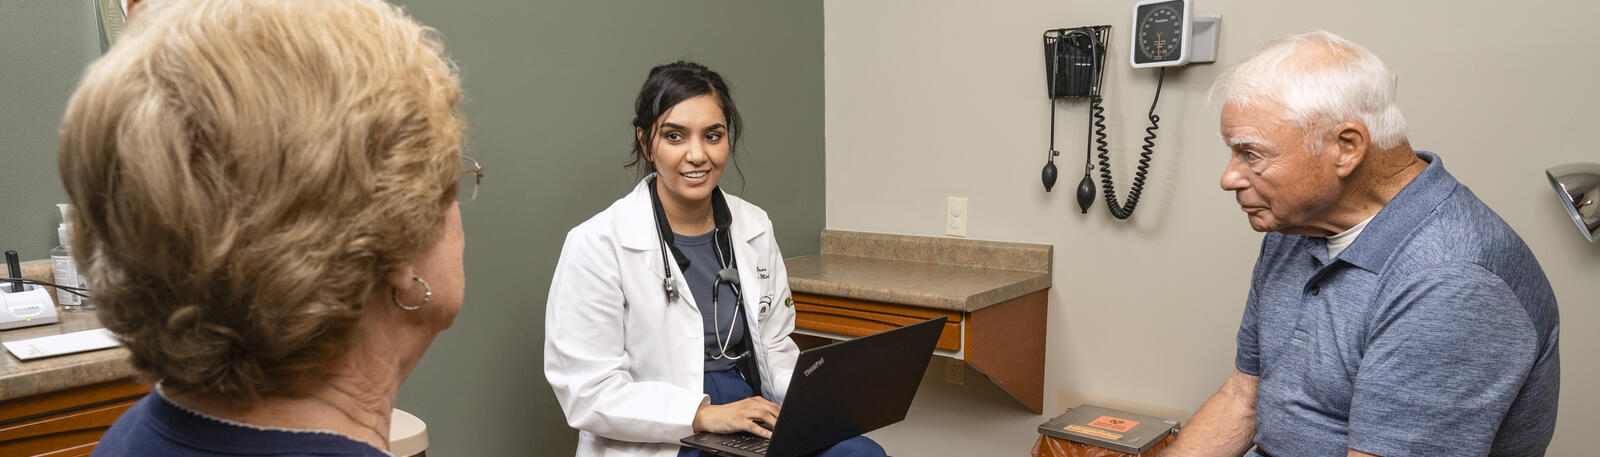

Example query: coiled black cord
[1090,67,1164,219]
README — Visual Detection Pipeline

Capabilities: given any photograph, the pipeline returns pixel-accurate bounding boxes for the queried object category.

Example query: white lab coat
[544,177,800,457]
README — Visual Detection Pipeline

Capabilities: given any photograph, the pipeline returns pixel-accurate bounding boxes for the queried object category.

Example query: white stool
[390,408,429,457]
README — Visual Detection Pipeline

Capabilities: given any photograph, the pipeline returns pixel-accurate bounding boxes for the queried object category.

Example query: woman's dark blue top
[674,229,746,373]
[93,388,386,457]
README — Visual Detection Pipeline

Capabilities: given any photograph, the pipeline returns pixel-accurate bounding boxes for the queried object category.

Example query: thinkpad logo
[804,358,824,376]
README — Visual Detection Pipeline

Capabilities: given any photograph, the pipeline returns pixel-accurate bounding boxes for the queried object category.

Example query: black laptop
[679,316,946,457]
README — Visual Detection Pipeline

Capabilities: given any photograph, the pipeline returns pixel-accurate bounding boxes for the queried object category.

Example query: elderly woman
[57,0,474,455]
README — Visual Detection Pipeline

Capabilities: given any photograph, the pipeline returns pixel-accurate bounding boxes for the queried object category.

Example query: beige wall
[828,1,1600,455]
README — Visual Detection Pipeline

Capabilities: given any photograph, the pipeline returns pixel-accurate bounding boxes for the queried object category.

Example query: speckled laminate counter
[785,230,1052,312]
[0,311,136,401]
[786,255,1049,312]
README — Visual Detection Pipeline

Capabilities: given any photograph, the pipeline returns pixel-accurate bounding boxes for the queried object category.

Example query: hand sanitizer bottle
[50,204,92,312]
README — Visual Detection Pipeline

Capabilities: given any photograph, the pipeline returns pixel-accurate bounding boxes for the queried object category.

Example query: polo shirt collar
[1333,151,1456,272]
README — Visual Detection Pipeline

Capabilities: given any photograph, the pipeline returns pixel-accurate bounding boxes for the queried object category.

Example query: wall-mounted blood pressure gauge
[1130,0,1220,68]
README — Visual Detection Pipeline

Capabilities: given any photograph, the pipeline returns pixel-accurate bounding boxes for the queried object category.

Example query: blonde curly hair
[57,0,464,400]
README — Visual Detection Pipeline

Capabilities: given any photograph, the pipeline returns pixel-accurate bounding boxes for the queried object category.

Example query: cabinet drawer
[0,379,148,457]
[792,293,963,352]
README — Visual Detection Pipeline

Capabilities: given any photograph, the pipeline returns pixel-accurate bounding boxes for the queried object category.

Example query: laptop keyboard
[720,434,771,454]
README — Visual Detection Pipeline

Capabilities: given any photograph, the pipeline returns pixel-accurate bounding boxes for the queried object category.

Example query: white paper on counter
[4,328,120,361]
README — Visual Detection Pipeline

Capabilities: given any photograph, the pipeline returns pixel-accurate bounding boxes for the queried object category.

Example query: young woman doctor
[544,62,886,457]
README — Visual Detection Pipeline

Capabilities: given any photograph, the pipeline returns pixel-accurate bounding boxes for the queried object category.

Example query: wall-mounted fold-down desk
[784,230,1051,413]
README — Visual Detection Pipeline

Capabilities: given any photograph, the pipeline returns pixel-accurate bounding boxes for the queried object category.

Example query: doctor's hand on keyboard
[693,396,780,439]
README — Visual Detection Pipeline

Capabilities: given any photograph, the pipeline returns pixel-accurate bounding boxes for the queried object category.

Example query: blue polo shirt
[1238,152,1560,457]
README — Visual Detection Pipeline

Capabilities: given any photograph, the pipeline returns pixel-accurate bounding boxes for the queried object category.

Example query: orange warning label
[1065,424,1123,441]
[1089,415,1140,433]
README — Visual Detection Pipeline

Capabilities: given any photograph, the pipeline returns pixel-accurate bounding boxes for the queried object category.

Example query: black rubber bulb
[1076,174,1095,213]
[1041,160,1058,192]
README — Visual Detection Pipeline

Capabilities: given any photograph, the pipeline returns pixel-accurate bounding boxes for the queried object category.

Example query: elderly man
[1162,31,1560,457]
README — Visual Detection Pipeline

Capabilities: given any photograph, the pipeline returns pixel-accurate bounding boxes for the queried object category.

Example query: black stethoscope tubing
[649,177,745,360]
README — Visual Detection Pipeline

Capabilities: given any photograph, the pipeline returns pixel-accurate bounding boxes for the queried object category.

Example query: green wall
[392,2,824,455]
[0,1,824,455]
[0,0,99,259]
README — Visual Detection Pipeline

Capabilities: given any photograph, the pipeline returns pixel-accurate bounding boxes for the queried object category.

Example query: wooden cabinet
[792,289,1048,413]
[0,379,147,457]
[0,292,145,457]
[785,230,1053,413]
[792,293,964,352]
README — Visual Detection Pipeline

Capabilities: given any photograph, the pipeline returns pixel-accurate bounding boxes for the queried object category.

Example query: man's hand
[693,397,780,439]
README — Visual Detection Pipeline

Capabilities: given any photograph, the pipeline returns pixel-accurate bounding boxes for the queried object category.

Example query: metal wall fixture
[1546,162,1600,242]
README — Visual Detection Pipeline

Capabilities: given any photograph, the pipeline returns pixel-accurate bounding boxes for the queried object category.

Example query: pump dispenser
[49,204,91,311]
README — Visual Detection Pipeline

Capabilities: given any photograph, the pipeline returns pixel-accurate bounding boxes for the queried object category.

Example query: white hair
[1212,30,1408,152]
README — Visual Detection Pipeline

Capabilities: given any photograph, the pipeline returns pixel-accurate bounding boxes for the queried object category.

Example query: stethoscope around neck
[649,176,746,361]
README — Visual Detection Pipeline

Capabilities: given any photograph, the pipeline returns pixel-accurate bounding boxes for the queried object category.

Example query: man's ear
[1331,120,1369,179]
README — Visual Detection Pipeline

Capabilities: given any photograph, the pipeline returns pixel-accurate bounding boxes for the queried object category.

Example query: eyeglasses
[459,156,484,204]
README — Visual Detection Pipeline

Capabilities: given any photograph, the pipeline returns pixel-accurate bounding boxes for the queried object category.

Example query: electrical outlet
[944,358,965,385]
[945,196,968,237]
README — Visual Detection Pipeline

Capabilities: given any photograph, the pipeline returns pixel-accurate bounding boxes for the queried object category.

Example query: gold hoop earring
[392,275,431,311]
